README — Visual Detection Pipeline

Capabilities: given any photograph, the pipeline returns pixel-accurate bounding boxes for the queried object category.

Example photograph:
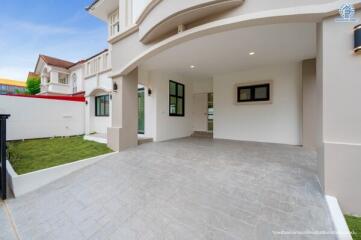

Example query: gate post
[0,114,10,200]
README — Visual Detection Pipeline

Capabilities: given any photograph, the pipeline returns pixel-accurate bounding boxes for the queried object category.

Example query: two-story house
[87,0,361,216]
[32,49,113,135]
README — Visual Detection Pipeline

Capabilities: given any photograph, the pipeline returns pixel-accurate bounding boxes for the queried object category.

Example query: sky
[0,0,108,81]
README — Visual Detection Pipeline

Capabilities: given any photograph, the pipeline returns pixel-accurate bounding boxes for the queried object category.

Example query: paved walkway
[6,138,335,239]
[0,201,18,240]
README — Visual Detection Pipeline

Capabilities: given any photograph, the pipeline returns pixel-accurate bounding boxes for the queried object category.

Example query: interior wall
[213,63,302,145]
[302,59,317,149]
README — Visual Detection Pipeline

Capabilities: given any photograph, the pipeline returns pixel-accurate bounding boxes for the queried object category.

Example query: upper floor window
[58,73,69,85]
[110,10,120,36]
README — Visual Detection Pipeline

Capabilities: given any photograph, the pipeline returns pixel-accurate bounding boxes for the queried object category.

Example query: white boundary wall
[0,95,85,140]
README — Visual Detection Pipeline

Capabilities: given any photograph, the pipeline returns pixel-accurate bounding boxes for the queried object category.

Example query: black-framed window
[237,83,270,103]
[169,80,185,116]
[95,95,110,117]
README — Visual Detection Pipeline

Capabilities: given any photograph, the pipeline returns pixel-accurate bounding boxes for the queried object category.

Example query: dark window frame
[237,83,270,103]
[169,80,185,117]
[95,95,110,117]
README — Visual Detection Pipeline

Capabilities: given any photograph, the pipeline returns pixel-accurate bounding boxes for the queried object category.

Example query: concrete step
[191,131,213,138]
[138,137,153,145]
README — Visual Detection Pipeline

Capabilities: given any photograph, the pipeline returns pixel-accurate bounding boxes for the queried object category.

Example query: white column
[107,68,138,151]
[317,11,361,215]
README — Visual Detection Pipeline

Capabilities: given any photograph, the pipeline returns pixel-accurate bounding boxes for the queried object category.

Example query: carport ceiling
[142,23,316,77]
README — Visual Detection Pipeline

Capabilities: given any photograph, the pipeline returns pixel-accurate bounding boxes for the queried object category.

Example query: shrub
[26,76,41,95]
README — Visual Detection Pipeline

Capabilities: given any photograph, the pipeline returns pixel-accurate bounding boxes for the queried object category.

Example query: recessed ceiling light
[249,52,255,56]
[190,65,196,69]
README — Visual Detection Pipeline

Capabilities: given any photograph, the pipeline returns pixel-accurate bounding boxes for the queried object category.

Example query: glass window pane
[177,84,184,97]
[177,98,183,115]
[239,88,251,101]
[96,98,101,116]
[255,86,268,99]
[105,100,109,116]
[170,82,176,95]
[170,97,177,114]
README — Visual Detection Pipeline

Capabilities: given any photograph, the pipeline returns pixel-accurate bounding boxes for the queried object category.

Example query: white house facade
[32,49,113,135]
[87,0,361,215]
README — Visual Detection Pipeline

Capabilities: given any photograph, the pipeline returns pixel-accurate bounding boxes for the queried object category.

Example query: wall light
[249,52,255,56]
[354,24,361,54]
[113,83,118,92]
[190,65,196,69]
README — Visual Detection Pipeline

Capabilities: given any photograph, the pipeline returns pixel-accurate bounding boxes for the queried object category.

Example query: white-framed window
[72,74,77,93]
[58,73,69,85]
[110,9,120,37]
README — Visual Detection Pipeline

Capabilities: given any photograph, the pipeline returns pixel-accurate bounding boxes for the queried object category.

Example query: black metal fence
[0,114,10,200]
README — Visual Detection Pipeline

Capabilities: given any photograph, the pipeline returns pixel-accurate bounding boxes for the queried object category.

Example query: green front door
[138,88,145,134]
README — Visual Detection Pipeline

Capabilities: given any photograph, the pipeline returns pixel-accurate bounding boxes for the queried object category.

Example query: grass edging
[345,215,361,240]
[8,136,113,174]
[7,152,118,197]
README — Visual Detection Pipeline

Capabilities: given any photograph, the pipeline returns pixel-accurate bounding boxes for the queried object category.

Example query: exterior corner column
[318,13,361,215]
[107,68,138,151]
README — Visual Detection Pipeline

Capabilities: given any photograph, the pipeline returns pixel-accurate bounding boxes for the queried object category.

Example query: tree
[26,76,41,95]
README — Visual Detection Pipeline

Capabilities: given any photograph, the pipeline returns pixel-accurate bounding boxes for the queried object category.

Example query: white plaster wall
[84,77,98,95]
[84,71,112,95]
[84,71,113,134]
[48,83,72,95]
[191,76,213,94]
[70,67,85,93]
[87,93,112,134]
[150,71,193,142]
[139,69,156,138]
[319,11,361,215]
[0,95,85,140]
[213,63,302,145]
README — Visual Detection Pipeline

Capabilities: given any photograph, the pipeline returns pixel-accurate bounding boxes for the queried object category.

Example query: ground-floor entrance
[138,87,145,134]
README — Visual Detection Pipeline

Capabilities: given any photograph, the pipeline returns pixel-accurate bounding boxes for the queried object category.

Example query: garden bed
[346,215,361,240]
[8,136,112,174]
[6,136,116,197]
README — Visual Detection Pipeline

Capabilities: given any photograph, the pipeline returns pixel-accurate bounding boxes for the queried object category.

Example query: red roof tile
[40,55,75,69]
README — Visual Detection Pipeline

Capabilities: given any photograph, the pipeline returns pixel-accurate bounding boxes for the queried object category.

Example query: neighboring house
[87,0,361,215]
[0,79,26,95]
[32,49,112,135]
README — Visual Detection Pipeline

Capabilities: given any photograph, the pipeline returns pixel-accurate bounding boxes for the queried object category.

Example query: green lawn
[346,215,361,240]
[8,136,113,175]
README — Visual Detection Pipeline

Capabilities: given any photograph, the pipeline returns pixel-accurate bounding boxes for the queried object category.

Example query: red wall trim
[4,94,86,102]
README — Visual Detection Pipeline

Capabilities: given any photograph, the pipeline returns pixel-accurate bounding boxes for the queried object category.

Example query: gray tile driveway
[5,137,335,240]
[0,201,17,240]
